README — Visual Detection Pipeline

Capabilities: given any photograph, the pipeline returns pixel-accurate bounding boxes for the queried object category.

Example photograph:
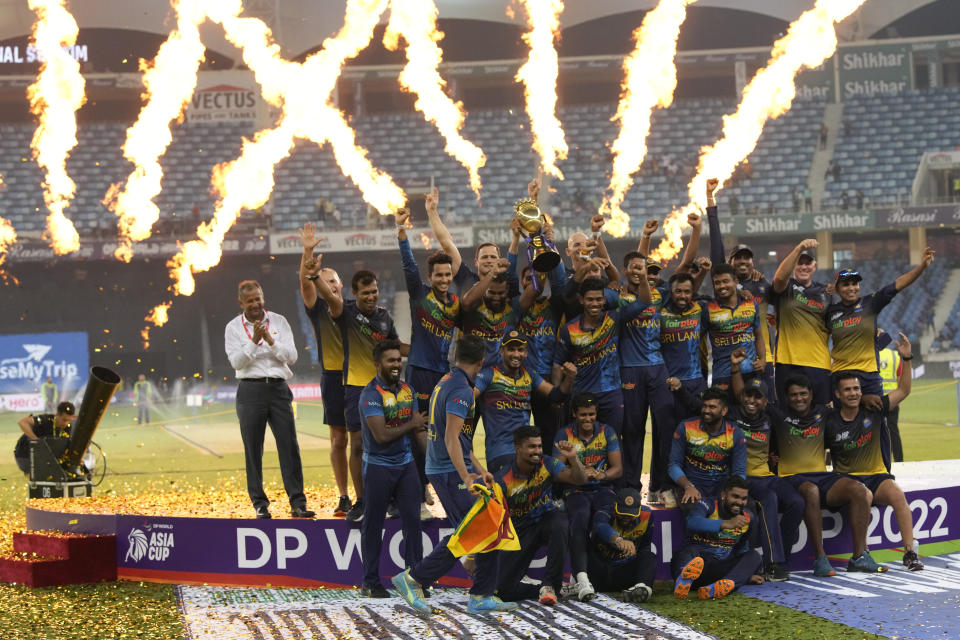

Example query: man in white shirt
[225,280,314,519]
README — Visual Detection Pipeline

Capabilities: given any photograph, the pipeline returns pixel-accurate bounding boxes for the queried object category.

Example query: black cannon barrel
[63,366,121,470]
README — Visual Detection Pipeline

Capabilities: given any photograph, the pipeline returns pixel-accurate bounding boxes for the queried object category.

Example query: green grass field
[1,379,958,639]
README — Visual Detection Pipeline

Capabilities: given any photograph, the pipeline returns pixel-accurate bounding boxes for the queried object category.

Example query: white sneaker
[576,572,595,602]
[661,490,678,509]
[539,585,557,605]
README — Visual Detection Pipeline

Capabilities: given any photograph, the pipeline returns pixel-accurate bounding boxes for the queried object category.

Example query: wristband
[305,274,319,281]
[902,355,913,361]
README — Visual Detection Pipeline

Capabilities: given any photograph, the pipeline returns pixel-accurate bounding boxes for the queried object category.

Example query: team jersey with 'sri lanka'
[684,498,754,561]
[553,422,620,492]
[554,294,652,394]
[660,300,705,381]
[461,296,521,367]
[617,287,668,367]
[701,297,762,378]
[399,237,461,373]
[358,377,416,466]
[495,455,566,524]
[336,300,399,387]
[591,507,653,565]
[475,365,543,461]
[668,417,747,493]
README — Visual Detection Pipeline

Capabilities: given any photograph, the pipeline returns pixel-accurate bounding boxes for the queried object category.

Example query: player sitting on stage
[827,335,923,571]
[495,424,587,605]
[672,475,764,600]
[586,487,656,603]
[553,392,622,602]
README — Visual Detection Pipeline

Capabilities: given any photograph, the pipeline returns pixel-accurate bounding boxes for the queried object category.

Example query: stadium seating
[823,87,960,209]
[0,95,826,234]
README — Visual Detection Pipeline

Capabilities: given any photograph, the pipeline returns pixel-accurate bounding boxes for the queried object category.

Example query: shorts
[321,370,346,428]
[846,472,895,494]
[783,472,842,503]
[776,364,831,407]
[344,384,364,433]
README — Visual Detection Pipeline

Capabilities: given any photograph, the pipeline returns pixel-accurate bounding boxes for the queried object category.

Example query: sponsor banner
[876,204,960,228]
[269,227,472,255]
[924,150,960,170]
[741,553,960,640]
[176,588,717,640]
[289,383,323,401]
[838,43,911,99]
[796,57,835,102]
[46,485,941,587]
[0,393,42,412]
[0,43,89,65]
[185,70,261,123]
[0,332,88,395]
[3,236,267,264]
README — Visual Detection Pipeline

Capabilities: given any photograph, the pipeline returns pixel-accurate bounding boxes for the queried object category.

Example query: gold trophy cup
[515,199,561,272]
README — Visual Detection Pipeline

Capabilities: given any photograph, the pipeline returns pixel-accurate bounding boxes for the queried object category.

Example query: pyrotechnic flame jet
[384,0,486,195]
[27,0,84,255]
[650,0,867,262]
[147,0,399,334]
[141,302,171,349]
[601,0,695,238]
[103,0,208,263]
[515,0,567,179]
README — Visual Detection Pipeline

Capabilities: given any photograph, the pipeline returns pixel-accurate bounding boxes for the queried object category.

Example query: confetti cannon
[29,366,120,499]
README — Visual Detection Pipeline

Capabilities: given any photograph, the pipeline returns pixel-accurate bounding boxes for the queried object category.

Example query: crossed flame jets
[18,0,867,344]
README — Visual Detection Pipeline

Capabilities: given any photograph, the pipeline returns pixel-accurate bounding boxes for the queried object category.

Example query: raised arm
[312,254,343,318]
[690,257,712,293]
[773,238,818,293]
[894,247,935,291]
[703,178,725,266]
[591,214,621,284]
[637,219,657,256]
[395,208,424,296]
[674,211,702,275]
[461,259,509,310]
[887,333,913,409]
[298,222,323,308]
[423,187,462,275]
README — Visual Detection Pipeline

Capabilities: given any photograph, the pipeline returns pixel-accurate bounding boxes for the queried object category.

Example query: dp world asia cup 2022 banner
[0,332,88,412]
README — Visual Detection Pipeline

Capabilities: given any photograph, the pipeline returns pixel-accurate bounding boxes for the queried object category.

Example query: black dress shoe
[255,506,271,519]
[290,506,316,518]
[360,584,390,598]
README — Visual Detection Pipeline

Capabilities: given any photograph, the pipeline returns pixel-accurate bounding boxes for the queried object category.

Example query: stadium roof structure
[0,0,943,62]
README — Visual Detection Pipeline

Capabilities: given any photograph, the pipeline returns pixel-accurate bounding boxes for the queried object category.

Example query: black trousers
[497,509,569,601]
[587,547,657,592]
[236,380,306,510]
